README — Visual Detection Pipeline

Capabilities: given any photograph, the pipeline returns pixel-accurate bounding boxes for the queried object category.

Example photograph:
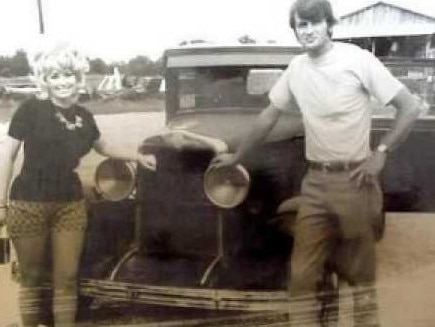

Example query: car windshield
[176,67,284,111]
[172,60,435,117]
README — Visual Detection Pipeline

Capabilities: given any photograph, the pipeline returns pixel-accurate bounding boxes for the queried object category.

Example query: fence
[382,58,435,114]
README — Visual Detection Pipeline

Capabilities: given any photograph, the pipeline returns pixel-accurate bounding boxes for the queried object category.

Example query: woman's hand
[137,153,157,171]
[350,151,387,188]
[210,153,238,169]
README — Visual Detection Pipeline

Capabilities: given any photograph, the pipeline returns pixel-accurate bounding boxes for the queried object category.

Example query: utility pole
[37,0,44,34]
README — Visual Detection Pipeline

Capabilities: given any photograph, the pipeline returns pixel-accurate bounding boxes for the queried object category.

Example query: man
[213,0,424,325]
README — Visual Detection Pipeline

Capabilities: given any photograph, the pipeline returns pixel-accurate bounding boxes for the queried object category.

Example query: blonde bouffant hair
[30,43,90,99]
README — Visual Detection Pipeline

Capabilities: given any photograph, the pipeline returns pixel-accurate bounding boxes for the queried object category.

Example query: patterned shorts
[6,200,88,238]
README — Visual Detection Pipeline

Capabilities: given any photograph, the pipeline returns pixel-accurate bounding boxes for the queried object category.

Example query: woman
[0,44,147,327]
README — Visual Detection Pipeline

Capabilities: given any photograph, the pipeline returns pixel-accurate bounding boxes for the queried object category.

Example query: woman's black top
[8,98,100,202]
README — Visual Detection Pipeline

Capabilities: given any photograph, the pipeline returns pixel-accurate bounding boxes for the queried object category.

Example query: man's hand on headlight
[138,154,157,171]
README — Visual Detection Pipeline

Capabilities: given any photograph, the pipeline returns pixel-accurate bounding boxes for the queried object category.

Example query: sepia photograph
[0,0,435,326]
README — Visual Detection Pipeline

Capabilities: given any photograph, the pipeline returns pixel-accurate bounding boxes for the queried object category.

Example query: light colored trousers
[288,167,382,327]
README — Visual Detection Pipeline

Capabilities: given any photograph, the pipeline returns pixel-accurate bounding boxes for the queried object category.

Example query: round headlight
[204,164,250,209]
[94,159,136,201]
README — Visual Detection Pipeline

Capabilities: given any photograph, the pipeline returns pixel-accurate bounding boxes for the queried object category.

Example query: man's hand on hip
[351,151,387,188]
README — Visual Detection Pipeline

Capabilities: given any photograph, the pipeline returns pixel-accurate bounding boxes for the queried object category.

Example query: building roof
[334,1,435,39]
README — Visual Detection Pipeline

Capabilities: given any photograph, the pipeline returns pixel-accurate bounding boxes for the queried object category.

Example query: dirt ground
[1,99,435,326]
[376,213,435,327]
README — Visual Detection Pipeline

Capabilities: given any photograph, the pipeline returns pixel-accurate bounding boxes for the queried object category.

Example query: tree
[154,57,165,75]
[238,34,256,44]
[126,55,158,76]
[6,50,31,76]
[0,56,11,77]
[89,58,109,75]
[179,39,207,46]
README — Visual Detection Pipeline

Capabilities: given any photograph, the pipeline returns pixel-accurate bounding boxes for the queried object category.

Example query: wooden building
[333,1,435,58]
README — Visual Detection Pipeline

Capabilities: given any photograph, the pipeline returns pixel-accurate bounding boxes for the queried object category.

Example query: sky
[0,0,434,63]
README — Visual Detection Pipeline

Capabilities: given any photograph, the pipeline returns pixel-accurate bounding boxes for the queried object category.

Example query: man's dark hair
[289,0,338,31]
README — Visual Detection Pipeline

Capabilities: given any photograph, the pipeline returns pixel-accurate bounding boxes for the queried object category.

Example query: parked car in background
[0,77,93,101]
[3,82,39,96]
[132,75,164,95]
[78,45,435,324]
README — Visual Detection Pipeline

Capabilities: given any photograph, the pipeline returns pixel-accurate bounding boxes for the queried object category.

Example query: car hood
[163,111,304,151]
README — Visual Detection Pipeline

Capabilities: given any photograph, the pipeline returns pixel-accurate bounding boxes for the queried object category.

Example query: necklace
[55,110,83,131]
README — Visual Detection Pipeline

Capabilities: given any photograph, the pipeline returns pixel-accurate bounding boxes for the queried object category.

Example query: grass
[0,94,165,123]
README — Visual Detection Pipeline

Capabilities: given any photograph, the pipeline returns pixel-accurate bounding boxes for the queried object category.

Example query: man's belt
[308,160,364,172]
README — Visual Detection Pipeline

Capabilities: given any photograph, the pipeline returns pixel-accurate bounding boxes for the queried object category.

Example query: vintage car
[79,45,435,323]
[3,82,39,96]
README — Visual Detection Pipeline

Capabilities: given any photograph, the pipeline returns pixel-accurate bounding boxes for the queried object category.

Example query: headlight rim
[203,163,250,209]
[94,158,137,202]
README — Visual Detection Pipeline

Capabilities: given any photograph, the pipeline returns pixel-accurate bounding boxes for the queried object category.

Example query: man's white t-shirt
[269,42,404,162]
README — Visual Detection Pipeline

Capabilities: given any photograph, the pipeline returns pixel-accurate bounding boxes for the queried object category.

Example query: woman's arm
[0,137,22,222]
[93,136,157,171]
[93,136,138,161]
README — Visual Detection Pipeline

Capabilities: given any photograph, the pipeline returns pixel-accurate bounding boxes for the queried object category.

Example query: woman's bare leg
[51,229,85,327]
[12,235,48,327]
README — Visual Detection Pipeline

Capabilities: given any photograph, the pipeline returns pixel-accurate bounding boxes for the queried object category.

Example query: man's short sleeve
[268,66,297,111]
[8,100,35,141]
[359,50,404,106]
